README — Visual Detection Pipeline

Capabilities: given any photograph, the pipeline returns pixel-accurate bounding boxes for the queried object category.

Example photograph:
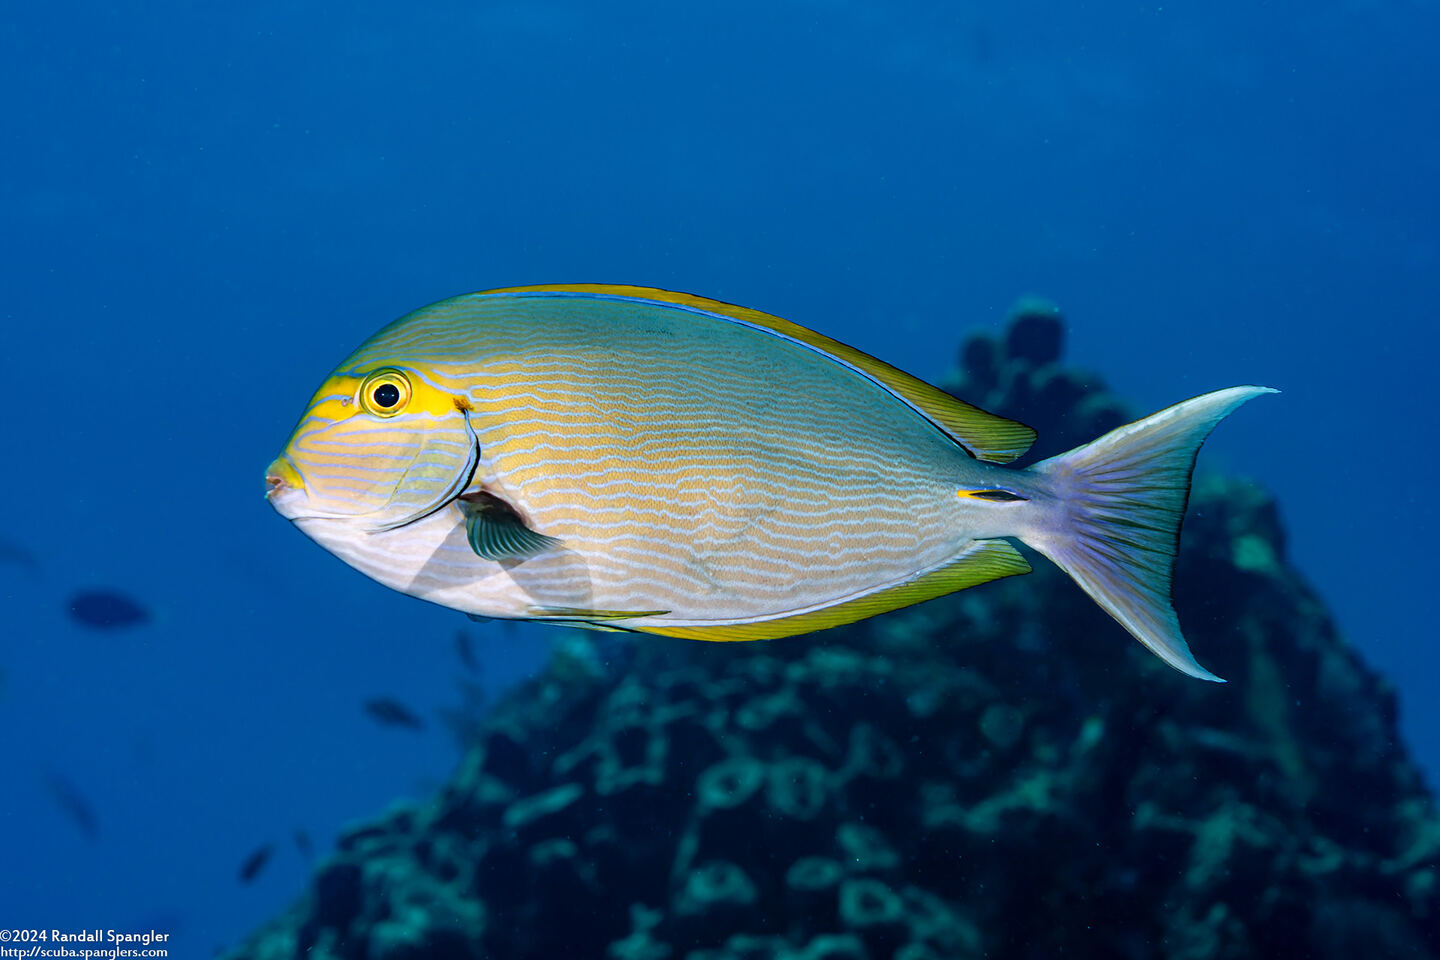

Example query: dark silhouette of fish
[294,829,313,860]
[0,538,38,576]
[42,771,98,841]
[238,843,274,883]
[454,629,481,674]
[363,697,425,730]
[67,590,149,630]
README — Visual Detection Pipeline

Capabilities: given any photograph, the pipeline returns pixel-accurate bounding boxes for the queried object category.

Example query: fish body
[268,285,1272,681]
[454,629,481,674]
[238,843,274,884]
[0,538,39,576]
[67,590,150,630]
[42,770,98,841]
[363,697,426,730]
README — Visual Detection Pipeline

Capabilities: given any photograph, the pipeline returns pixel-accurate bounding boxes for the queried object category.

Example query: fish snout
[264,456,307,516]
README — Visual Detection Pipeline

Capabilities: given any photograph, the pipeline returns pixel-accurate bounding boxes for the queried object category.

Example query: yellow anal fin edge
[481,284,1037,464]
[632,539,1032,643]
[542,621,632,635]
[526,606,670,621]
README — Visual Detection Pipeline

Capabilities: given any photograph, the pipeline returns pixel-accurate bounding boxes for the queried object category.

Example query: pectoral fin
[459,492,562,561]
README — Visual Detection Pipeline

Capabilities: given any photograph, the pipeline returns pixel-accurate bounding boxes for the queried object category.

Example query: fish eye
[358,369,412,417]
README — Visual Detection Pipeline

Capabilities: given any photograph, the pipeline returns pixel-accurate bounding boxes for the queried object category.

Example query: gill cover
[280,367,479,531]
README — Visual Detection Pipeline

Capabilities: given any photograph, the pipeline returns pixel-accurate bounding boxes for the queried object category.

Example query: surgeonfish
[265,285,1273,681]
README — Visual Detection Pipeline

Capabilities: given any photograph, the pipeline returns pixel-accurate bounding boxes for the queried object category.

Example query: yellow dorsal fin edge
[481,284,1037,463]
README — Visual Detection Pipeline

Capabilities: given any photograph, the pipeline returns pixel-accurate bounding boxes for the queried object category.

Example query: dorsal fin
[480,284,1037,463]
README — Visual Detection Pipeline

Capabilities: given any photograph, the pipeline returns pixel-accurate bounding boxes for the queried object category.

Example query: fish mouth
[264,455,315,520]
[266,454,305,495]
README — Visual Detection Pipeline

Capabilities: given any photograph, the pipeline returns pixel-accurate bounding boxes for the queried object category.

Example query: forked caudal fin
[1020,386,1278,682]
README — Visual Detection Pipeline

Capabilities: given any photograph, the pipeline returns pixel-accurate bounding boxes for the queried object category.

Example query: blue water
[3,0,1436,950]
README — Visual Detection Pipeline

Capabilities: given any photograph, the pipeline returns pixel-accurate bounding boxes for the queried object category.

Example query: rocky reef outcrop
[224,300,1440,960]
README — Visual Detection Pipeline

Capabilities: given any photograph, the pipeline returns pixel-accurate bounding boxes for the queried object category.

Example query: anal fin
[636,538,1031,642]
[526,606,670,621]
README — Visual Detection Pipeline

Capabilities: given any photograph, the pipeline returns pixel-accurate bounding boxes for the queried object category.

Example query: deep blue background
[3,0,1436,950]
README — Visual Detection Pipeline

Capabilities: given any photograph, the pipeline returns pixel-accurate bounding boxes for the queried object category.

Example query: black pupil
[373,383,401,408]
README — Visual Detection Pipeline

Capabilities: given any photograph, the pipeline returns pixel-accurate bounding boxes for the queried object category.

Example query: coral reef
[224,301,1440,960]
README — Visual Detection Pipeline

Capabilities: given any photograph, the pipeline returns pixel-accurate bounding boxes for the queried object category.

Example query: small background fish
[67,590,150,630]
[41,770,98,842]
[237,843,274,884]
[0,538,40,577]
[363,697,426,731]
